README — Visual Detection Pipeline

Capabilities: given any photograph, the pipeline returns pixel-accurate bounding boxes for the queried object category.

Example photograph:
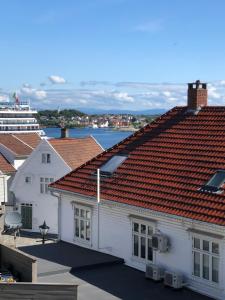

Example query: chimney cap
[188,80,207,90]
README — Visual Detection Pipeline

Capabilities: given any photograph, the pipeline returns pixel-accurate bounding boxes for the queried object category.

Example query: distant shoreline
[41,125,137,131]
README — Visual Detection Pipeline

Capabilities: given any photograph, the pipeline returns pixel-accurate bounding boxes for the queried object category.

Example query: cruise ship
[0,95,45,136]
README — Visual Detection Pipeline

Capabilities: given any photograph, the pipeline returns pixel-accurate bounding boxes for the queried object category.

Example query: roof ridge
[12,134,34,150]
[89,135,104,151]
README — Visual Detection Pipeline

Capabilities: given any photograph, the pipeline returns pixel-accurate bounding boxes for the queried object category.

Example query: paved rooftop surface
[40,265,212,300]
[19,241,123,277]
[18,239,212,300]
[0,230,56,248]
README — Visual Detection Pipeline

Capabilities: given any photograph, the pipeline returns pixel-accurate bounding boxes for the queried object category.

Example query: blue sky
[0,0,225,110]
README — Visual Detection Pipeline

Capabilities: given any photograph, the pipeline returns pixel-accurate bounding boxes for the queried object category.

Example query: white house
[0,153,16,204]
[0,133,41,206]
[0,133,41,170]
[10,135,103,234]
[50,81,225,299]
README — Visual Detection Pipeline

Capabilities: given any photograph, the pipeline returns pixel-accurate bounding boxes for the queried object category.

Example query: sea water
[44,127,133,150]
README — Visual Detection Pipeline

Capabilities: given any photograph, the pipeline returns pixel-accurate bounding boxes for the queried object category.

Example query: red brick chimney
[187,80,207,110]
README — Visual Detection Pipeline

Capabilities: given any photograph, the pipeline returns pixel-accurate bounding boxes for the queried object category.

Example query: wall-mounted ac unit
[152,233,169,252]
[146,264,164,281]
[164,271,183,289]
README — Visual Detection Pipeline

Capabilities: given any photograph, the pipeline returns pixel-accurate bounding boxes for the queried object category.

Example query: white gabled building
[0,133,41,170]
[10,134,103,234]
[0,154,16,204]
[50,81,225,300]
[0,133,41,206]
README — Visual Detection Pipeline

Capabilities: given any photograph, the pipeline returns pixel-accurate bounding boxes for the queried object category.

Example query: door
[21,203,32,229]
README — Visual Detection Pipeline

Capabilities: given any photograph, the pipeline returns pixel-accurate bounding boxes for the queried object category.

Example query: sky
[0,0,225,111]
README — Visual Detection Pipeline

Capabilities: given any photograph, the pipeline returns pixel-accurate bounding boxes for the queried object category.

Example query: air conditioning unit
[146,264,164,281]
[152,233,169,252]
[164,271,183,289]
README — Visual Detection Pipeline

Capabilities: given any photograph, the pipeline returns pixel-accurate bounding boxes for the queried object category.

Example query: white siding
[60,193,225,300]
[11,140,71,234]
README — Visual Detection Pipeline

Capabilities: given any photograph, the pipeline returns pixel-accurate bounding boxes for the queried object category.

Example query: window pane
[203,240,209,252]
[86,210,91,219]
[47,154,51,163]
[194,252,200,277]
[194,238,200,249]
[212,257,219,283]
[40,177,44,182]
[203,254,209,280]
[80,220,85,239]
[207,171,225,188]
[86,221,90,241]
[81,209,85,218]
[212,243,219,255]
[141,224,146,234]
[133,235,138,257]
[40,183,44,193]
[148,226,153,236]
[75,219,79,237]
[141,237,146,259]
[147,238,153,261]
[75,208,79,216]
[133,222,139,233]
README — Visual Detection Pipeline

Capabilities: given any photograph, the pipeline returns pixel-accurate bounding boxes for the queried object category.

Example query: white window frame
[74,204,92,245]
[40,177,54,194]
[41,153,51,164]
[25,176,32,184]
[131,218,155,263]
[192,234,220,284]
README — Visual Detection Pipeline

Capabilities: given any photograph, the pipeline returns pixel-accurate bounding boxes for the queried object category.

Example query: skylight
[201,170,225,193]
[100,155,127,176]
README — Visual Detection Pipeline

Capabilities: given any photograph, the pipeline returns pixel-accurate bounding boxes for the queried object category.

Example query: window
[100,155,127,176]
[201,170,225,193]
[42,153,51,164]
[192,236,219,283]
[74,205,91,243]
[25,176,31,184]
[40,177,54,194]
[132,220,153,262]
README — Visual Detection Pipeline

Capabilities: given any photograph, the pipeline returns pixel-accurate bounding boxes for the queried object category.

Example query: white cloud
[208,87,220,99]
[19,87,47,100]
[162,91,171,97]
[0,95,8,101]
[134,19,163,33]
[48,75,66,84]
[2,79,225,111]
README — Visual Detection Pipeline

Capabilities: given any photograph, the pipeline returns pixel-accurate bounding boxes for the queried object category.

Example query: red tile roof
[50,106,225,226]
[48,136,103,169]
[0,133,41,156]
[13,133,41,149]
[0,154,15,173]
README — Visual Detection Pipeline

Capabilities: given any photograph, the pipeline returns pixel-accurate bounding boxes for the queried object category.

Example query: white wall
[11,140,71,234]
[0,174,15,204]
[0,144,26,170]
[14,158,26,170]
[60,193,225,300]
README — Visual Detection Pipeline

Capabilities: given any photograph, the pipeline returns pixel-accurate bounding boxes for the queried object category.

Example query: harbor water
[44,127,133,149]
